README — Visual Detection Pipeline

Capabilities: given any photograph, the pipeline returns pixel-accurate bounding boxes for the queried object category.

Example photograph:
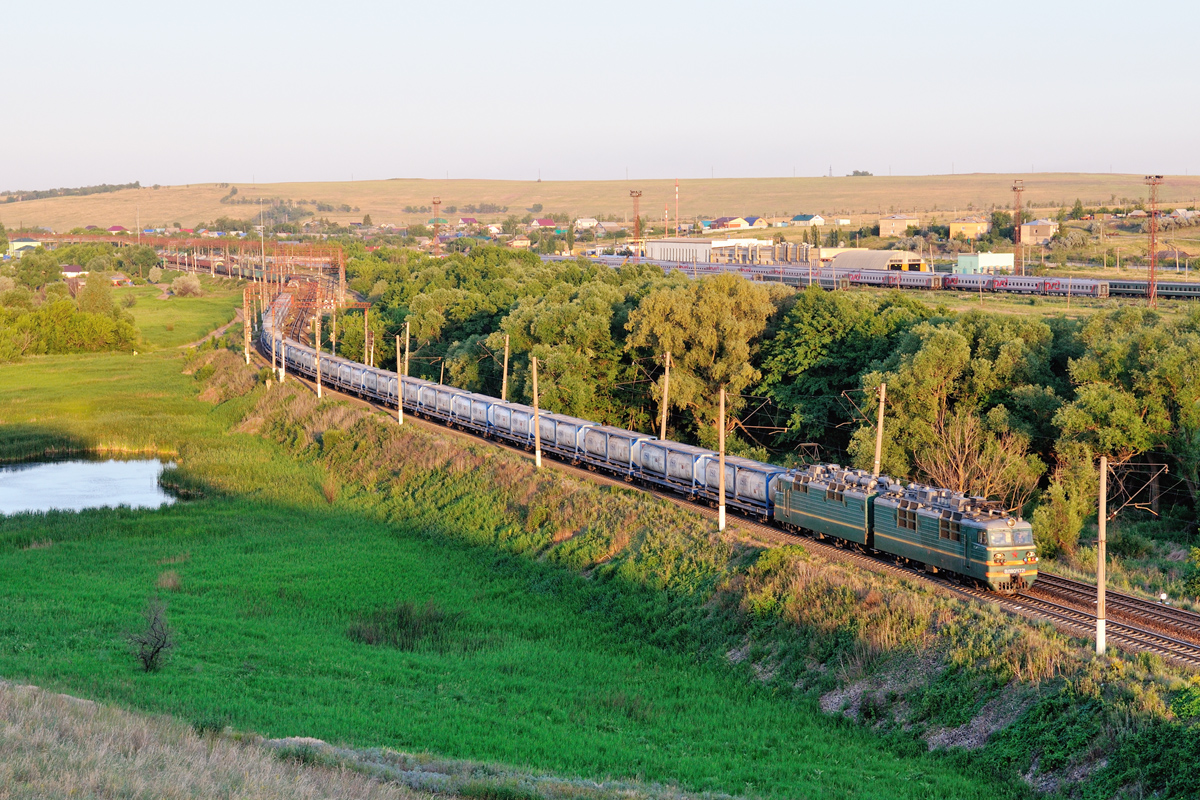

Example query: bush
[171,274,203,297]
[347,600,462,651]
[127,596,175,672]
[148,266,163,283]
[1109,528,1153,559]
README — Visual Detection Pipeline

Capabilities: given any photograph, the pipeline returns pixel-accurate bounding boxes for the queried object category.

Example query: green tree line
[332,246,1196,556]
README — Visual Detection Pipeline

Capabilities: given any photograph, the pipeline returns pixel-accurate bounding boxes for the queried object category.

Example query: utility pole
[315,315,322,399]
[1012,180,1024,268]
[501,333,510,401]
[1097,455,1108,656]
[433,196,442,257]
[718,385,726,532]
[630,190,642,263]
[675,179,680,237]
[331,313,337,357]
[403,320,410,377]
[396,334,403,426]
[872,383,887,477]
[532,356,542,469]
[659,351,671,440]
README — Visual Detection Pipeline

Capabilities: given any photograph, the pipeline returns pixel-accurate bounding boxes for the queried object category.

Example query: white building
[645,238,711,262]
[574,217,599,229]
[955,253,1015,275]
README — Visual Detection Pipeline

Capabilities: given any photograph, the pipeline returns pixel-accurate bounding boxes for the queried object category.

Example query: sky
[4,0,1199,189]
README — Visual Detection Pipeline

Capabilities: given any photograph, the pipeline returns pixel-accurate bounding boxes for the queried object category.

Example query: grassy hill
[4,173,1199,232]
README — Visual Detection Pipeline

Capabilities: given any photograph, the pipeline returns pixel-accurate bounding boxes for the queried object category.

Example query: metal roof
[829,250,923,270]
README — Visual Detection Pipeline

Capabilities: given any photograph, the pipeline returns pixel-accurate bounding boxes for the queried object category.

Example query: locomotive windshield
[989,528,1034,546]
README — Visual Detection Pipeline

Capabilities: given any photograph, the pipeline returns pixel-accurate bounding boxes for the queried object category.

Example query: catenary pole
[532,356,542,469]
[659,351,671,440]
[1097,455,1108,656]
[718,385,726,532]
[243,286,251,365]
[396,334,403,426]
[501,333,510,401]
[315,315,322,399]
[403,320,410,377]
[872,383,887,476]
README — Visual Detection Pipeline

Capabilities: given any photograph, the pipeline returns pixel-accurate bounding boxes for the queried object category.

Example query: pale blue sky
[5,0,1198,189]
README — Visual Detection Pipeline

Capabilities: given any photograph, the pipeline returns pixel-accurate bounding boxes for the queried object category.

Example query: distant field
[4,173,1199,232]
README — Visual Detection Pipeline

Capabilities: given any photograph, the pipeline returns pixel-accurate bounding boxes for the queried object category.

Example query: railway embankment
[185,342,1200,798]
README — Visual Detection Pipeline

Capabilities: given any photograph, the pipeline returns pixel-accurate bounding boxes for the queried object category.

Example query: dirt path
[179,309,243,349]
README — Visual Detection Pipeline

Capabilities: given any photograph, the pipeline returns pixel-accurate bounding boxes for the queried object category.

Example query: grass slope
[0,350,1024,800]
[5,173,1200,231]
[113,278,243,350]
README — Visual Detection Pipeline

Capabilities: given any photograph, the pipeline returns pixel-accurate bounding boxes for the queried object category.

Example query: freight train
[259,291,1038,592]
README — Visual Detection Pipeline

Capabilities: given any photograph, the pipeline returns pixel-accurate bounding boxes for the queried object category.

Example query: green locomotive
[773,465,1037,592]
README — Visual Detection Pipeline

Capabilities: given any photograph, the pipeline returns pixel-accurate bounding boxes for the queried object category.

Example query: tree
[0,220,7,252]
[1069,198,1085,220]
[148,266,163,283]
[77,274,114,316]
[530,203,543,213]
[171,274,203,297]
[625,272,788,444]
[363,214,372,226]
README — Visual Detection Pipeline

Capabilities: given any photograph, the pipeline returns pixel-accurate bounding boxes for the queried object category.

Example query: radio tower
[675,179,680,236]
[630,190,642,263]
[432,196,442,257]
[1011,180,1024,274]
[1146,175,1163,308]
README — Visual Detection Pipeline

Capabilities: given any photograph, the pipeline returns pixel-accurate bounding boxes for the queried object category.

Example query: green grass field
[0,349,1032,800]
[114,278,243,350]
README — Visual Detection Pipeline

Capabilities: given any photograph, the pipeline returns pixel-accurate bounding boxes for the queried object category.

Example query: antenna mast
[630,190,642,263]
[1012,180,1024,276]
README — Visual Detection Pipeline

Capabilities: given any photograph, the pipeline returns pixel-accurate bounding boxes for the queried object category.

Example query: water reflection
[0,459,176,515]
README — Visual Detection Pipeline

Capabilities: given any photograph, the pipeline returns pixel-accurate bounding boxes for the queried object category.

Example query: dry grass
[156,570,182,591]
[7,173,1200,231]
[0,680,420,800]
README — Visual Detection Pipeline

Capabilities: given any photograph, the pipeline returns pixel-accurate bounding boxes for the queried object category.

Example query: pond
[0,459,176,516]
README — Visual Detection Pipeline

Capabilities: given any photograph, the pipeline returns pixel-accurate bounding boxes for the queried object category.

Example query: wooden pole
[396,334,403,426]
[532,356,542,469]
[1097,455,1107,656]
[315,315,322,399]
[501,333,510,401]
[718,385,726,531]
[872,383,887,477]
[404,320,410,377]
[659,351,671,440]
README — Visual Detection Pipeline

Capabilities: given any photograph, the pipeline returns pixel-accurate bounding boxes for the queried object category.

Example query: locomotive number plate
[1004,568,1024,575]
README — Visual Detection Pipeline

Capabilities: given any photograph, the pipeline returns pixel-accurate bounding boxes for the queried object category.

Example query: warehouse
[829,249,927,271]
[645,237,712,262]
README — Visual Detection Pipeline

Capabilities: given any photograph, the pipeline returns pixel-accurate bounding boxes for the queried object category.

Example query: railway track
[1029,572,1200,645]
[255,336,1200,669]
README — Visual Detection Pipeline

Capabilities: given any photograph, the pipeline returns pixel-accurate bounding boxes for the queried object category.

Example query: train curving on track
[260,289,1039,593]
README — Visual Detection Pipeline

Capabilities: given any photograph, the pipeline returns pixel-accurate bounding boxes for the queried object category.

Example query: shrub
[171,274,203,297]
[347,600,462,651]
[121,294,138,308]
[1109,528,1153,560]
[127,596,175,672]
[148,266,163,283]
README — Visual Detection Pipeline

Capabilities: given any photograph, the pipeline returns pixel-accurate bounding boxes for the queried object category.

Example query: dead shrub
[156,570,182,592]
[127,596,175,672]
[321,474,340,504]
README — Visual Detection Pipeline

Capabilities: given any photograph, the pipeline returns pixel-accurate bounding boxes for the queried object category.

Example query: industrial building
[955,253,1014,275]
[645,238,712,262]
[879,214,920,237]
[829,250,928,271]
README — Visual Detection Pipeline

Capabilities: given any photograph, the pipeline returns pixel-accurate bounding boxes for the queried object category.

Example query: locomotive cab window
[988,530,1014,547]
